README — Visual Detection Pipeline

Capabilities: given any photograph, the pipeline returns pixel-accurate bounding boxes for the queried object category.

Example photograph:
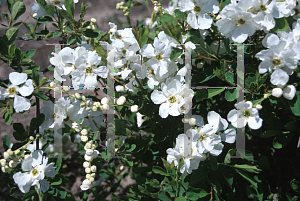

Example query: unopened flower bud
[92,106,97,111]
[93,102,100,108]
[89,177,94,182]
[50,82,56,88]
[80,102,86,107]
[86,107,91,111]
[91,18,97,23]
[0,159,6,167]
[272,88,283,98]
[197,62,204,69]
[29,136,35,141]
[3,152,9,159]
[62,86,69,92]
[189,118,196,126]
[102,104,109,110]
[216,14,222,20]
[82,96,86,101]
[81,129,88,136]
[81,136,89,142]
[86,143,92,149]
[255,104,262,110]
[1,165,9,173]
[75,93,81,99]
[85,168,91,174]
[101,97,109,105]
[84,154,92,161]
[83,161,90,168]
[14,149,20,155]
[182,118,189,124]
[116,85,125,92]
[54,87,60,93]
[117,96,126,105]
[91,173,95,177]
[91,165,97,172]
[86,174,91,179]
[7,149,14,156]
[131,105,138,112]
[86,149,93,156]
[120,165,124,171]
[9,160,17,168]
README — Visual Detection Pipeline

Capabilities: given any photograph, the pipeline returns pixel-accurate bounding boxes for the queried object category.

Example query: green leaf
[273,133,294,149]
[272,18,289,33]
[189,165,210,185]
[64,0,75,17]
[24,49,36,58]
[290,179,300,193]
[37,16,53,23]
[39,77,48,87]
[3,135,11,151]
[234,164,261,173]
[170,47,182,61]
[2,12,10,24]
[288,91,300,116]
[44,5,55,16]
[187,187,209,200]
[175,196,187,201]
[225,88,237,102]
[56,157,62,173]
[174,9,185,20]
[210,155,218,170]
[67,34,77,45]
[139,27,149,48]
[160,13,181,42]
[0,39,8,55]
[235,169,258,187]
[225,72,236,85]
[11,1,26,22]
[82,29,99,38]
[195,88,225,101]
[161,158,172,172]
[220,166,233,188]
[4,110,12,125]
[29,113,45,135]
[6,0,14,14]
[59,9,74,23]
[51,178,62,186]
[32,69,40,86]
[6,27,19,45]
[224,149,236,164]
[259,130,282,138]
[152,166,171,176]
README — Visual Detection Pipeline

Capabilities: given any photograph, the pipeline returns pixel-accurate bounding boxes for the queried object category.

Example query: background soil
[0,0,169,200]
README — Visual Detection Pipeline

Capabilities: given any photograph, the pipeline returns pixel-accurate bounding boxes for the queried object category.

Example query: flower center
[122,49,126,55]
[180,105,185,111]
[260,5,267,11]
[156,54,162,60]
[31,169,39,176]
[244,110,251,118]
[85,67,93,74]
[272,59,281,66]
[73,64,77,70]
[8,87,16,95]
[194,6,201,14]
[53,0,61,5]
[238,18,246,25]
[168,96,177,104]
[115,33,123,40]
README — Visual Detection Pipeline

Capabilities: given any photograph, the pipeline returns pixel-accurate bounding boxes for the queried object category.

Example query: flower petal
[9,72,27,86]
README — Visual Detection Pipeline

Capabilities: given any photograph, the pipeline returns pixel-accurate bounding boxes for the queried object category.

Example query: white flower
[80,179,91,191]
[216,3,260,43]
[255,104,263,110]
[251,0,277,31]
[115,85,125,92]
[81,129,88,136]
[81,136,88,142]
[178,0,219,30]
[227,101,263,130]
[91,165,97,172]
[0,72,34,113]
[283,85,296,100]
[272,88,283,98]
[117,96,126,105]
[13,150,56,193]
[101,97,109,105]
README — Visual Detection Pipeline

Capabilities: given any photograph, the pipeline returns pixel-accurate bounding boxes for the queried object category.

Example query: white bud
[197,62,204,69]
[86,149,93,156]
[182,118,189,124]
[62,86,69,92]
[131,105,138,112]
[85,143,92,149]
[100,122,106,127]
[1,165,9,173]
[89,177,94,182]
[92,106,97,111]
[33,13,38,18]
[54,87,61,93]
[82,96,86,101]
[84,154,92,161]
[85,168,91,174]
[120,165,124,171]
[83,161,90,168]
[50,82,56,88]
[93,102,100,108]
[3,152,9,160]
[216,14,222,20]
[91,173,95,177]
[117,96,126,105]
[91,165,97,172]
[9,160,17,168]
[188,118,196,126]
[154,6,159,12]
[283,85,296,100]
[81,129,88,136]
[101,97,109,105]
[86,107,91,111]
[80,102,86,107]
[272,88,283,98]
[86,100,91,106]
[81,136,89,142]
[255,104,262,110]
[82,179,91,186]
[91,18,97,23]
[75,93,81,99]
[86,174,91,179]
[0,159,6,167]
[102,104,109,110]
[116,85,125,92]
